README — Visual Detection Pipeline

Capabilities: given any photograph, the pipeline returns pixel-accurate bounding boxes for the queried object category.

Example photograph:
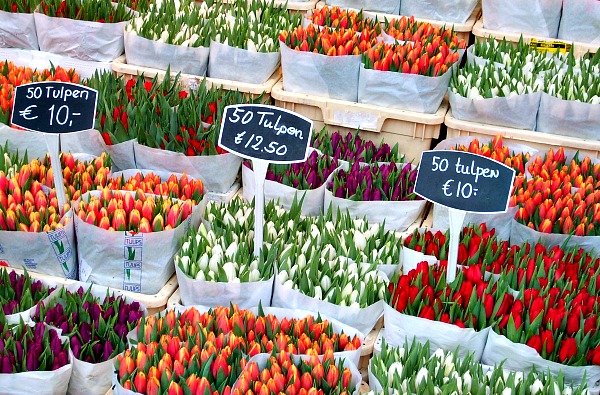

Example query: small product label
[333,110,378,131]
[529,39,572,54]
[79,258,93,282]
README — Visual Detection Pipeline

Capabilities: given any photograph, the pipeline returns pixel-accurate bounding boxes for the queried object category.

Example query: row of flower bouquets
[2,109,600,391]
[1,264,598,395]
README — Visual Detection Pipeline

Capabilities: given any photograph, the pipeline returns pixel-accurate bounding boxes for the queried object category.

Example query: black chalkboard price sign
[415,150,516,214]
[11,82,98,133]
[218,104,313,164]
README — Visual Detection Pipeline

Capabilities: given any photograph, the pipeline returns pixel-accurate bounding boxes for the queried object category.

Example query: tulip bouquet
[279,24,373,56]
[0,61,79,125]
[0,169,70,232]
[448,135,531,176]
[37,0,132,22]
[74,188,194,232]
[330,162,419,201]
[311,129,403,164]
[383,17,467,50]
[107,171,204,203]
[385,260,514,360]
[527,148,600,189]
[245,151,338,191]
[364,41,459,76]
[207,0,300,84]
[370,340,588,394]
[233,351,356,395]
[0,321,70,373]
[118,305,250,395]
[449,60,543,129]
[0,268,54,322]
[536,62,600,138]
[471,37,561,75]
[0,142,29,179]
[308,5,380,33]
[31,152,111,201]
[33,285,144,364]
[124,0,214,76]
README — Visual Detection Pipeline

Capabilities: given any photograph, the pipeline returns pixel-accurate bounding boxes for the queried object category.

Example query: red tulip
[558,338,578,363]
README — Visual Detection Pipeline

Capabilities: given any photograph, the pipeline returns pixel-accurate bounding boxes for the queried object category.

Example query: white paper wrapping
[324,0,399,14]
[358,64,451,114]
[0,211,77,279]
[400,246,438,274]
[124,31,209,76]
[482,0,562,38]
[280,42,361,102]
[0,11,38,50]
[558,0,600,44]
[59,129,136,172]
[34,12,128,62]
[535,92,600,140]
[400,0,477,23]
[133,143,241,194]
[0,124,53,159]
[74,191,203,294]
[383,303,490,361]
[449,90,542,130]
[208,40,280,84]
[253,306,365,367]
[324,189,426,232]
[175,264,274,309]
[242,163,335,216]
[482,330,600,389]
[272,280,384,335]
[510,219,600,253]
[0,342,72,395]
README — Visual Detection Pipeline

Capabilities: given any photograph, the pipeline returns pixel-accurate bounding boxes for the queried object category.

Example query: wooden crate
[445,110,600,159]
[272,81,447,164]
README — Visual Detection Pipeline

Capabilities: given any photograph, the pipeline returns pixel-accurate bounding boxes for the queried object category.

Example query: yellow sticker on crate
[529,39,572,54]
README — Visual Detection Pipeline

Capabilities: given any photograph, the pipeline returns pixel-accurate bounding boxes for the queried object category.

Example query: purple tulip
[1,355,12,373]
[71,336,82,359]
[103,341,114,360]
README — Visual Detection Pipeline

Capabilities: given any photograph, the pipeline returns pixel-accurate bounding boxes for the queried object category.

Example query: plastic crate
[167,287,182,308]
[7,267,178,315]
[472,17,599,57]
[315,2,480,43]
[112,55,280,101]
[271,81,446,163]
[445,109,600,159]
[276,0,319,16]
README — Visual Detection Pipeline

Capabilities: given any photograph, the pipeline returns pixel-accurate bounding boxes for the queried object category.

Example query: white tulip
[222,262,237,281]
[530,379,544,394]
[388,362,403,382]
[208,253,220,273]
[278,271,289,284]
[249,269,260,282]
[283,279,295,289]
[225,242,238,259]
[195,270,205,281]
[353,231,367,251]
[415,367,428,387]
[179,256,190,273]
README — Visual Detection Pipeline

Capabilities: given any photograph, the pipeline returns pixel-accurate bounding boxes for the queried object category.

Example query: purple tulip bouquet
[32,284,145,394]
[311,128,404,164]
[0,320,72,393]
[325,162,426,231]
[0,269,55,324]
[242,150,340,215]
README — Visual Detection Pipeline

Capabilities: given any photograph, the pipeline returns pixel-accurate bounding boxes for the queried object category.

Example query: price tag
[219,104,313,164]
[415,150,515,214]
[529,39,572,55]
[11,81,98,133]
[219,104,313,257]
[415,150,516,283]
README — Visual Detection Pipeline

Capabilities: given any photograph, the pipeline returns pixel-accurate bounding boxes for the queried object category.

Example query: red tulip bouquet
[385,261,515,360]
[0,320,71,394]
[359,39,460,113]
[73,188,201,294]
[35,0,134,61]
[242,150,339,215]
[325,161,425,231]
[33,283,145,394]
[0,0,40,49]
